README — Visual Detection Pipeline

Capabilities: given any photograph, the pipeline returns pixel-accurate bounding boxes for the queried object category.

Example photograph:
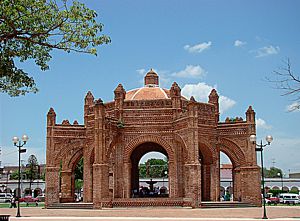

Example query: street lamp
[250,134,273,220]
[277,172,285,193]
[12,135,28,217]
[162,170,168,187]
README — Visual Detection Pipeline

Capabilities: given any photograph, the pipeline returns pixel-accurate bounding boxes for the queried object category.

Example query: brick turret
[144,69,159,87]
[114,84,126,121]
[209,89,220,123]
[47,107,56,126]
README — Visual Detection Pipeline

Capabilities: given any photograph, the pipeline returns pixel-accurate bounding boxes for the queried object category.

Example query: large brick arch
[174,133,188,163]
[67,148,83,171]
[53,139,84,169]
[123,134,175,163]
[218,138,246,167]
[199,139,218,164]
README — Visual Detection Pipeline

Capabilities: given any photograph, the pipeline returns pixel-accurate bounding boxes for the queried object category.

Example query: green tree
[0,0,110,96]
[75,157,83,180]
[74,157,83,198]
[263,167,283,178]
[10,170,20,180]
[26,155,39,192]
[139,158,168,178]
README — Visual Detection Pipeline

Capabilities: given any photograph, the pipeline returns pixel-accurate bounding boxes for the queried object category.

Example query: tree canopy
[263,167,283,178]
[0,0,110,96]
[75,157,83,180]
[139,158,168,178]
[26,154,39,181]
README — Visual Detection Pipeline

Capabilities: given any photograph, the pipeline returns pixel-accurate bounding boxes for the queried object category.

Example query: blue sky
[0,0,299,175]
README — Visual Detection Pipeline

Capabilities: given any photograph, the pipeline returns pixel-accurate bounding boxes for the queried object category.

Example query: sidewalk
[0,206,299,220]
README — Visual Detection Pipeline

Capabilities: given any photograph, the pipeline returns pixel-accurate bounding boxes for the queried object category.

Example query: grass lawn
[0,202,44,208]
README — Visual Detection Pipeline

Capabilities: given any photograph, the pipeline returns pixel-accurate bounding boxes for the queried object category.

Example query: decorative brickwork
[46,70,261,208]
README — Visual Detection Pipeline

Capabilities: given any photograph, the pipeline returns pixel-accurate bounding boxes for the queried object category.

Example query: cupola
[144,69,159,87]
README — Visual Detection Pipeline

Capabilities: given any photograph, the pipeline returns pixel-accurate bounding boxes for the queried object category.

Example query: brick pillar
[211,155,220,201]
[168,160,177,198]
[185,97,201,207]
[45,166,60,207]
[201,164,210,201]
[114,144,124,198]
[240,166,261,206]
[60,170,73,202]
[93,163,109,208]
[93,98,110,208]
[185,163,201,208]
[233,167,241,201]
[83,154,93,202]
[45,108,59,207]
[123,162,131,198]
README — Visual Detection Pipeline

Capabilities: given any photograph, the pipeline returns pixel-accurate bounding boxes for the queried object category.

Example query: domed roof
[124,69,187,101]
[125,87,170,100]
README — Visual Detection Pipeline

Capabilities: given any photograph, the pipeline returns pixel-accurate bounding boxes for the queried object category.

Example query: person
[10,197,17,208]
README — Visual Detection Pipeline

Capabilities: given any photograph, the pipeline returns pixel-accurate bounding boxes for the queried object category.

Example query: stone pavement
[0,206,300,220]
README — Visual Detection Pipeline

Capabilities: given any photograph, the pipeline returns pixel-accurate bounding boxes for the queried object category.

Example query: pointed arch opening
[199,142,215,201]
[220,152,233,201]
[130,142,169,198]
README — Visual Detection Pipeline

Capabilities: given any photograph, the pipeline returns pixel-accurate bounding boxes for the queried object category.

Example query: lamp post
[277,172,284,193]
[13,135,28,218]
[250,134,273,220]
[162,170,168,187]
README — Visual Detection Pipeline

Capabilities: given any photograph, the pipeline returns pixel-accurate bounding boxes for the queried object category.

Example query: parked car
[265,197,280,205]
[0,193,13,203]
[279,193,299,205]
[19,196,39,203]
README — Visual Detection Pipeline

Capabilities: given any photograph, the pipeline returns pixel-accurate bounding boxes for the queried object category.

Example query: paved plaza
[1,206,300,220]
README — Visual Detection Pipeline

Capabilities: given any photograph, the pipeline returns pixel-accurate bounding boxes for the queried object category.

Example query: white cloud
[184,41,212,53]
[181,82,236,114]
[254,45,280,57]
[256,118,272,130]
[136,68,146,75]
[234,40,246,47]
[219,96,236,113]
[172,65,206,78]
[285,102,300,112]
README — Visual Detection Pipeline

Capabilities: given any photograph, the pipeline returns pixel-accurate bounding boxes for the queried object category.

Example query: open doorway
[220,151,233,201]
[130,142,169,198]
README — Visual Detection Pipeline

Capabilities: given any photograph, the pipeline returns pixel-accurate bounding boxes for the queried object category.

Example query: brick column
[83,156,93,202]
[114,144,124,198]
[60,170,73,202]
[233,167,241,201]
[168,160,177,198]
[45,166,60,207]
[123,162,131,198]
[240,166,261,206]
[211,157,220,201]
[185,163,201,208]
[93,163,109,208]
